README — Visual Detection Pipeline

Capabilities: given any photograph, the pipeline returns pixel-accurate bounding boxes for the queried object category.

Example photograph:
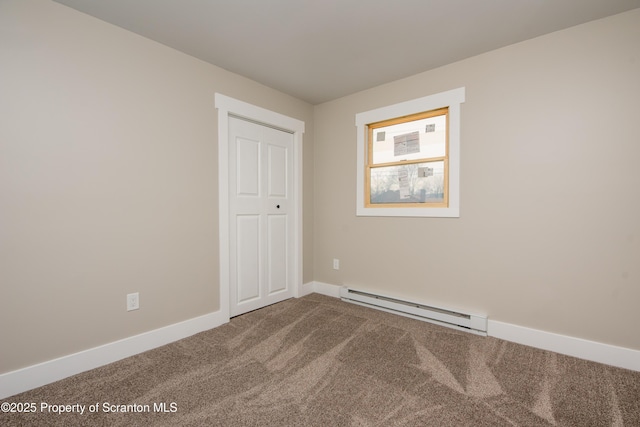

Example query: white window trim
[355,87,465,217]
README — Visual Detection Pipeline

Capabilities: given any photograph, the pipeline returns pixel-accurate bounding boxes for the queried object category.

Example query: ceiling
[53,0,640,105]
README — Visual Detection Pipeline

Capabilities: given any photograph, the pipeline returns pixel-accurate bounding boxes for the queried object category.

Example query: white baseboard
[315,282,640,372]
[0,311,229,399]
[299,281,315,297]
[309,281,341,298]
[488,320,640,372]
[4,283,638,399]
[1,283,319,399]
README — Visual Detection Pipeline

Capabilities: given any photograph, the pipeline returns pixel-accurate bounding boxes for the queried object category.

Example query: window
[367,108,449,207]
[356,87,465,217]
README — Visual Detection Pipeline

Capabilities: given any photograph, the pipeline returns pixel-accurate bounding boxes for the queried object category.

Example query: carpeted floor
[2,293,639,426]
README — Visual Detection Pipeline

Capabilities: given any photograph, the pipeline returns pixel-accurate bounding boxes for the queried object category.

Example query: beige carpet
[2,293,639,426]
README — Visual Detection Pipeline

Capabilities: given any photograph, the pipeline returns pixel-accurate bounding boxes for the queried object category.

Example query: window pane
[369,161,445,204]
[372,114,446,165]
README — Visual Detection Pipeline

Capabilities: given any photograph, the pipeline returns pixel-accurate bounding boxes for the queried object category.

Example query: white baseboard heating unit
[340,287,487,336]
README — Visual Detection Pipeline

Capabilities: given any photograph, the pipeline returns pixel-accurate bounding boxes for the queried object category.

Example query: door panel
[236,137,260,196]
[268,144,287,197]
[229,116,294,316]
[236,215,260,303]
[267,215,287,294]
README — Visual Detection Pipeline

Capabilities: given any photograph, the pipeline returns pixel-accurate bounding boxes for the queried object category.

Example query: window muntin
[366,108,448,208]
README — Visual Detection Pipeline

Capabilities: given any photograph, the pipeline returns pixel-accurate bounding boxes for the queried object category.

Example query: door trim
[215,94,304,321]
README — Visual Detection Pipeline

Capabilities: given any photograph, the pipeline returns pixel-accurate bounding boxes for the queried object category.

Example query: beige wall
[313,9,640,350]
[0,0,314,373]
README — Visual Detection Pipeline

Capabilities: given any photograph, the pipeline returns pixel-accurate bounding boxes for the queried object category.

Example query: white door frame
[215,93,304,321]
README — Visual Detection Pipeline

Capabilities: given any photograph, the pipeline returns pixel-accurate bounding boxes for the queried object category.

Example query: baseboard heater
[339,287,487,336]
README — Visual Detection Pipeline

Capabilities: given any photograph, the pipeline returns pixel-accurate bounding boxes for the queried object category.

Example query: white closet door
[228,116,294,316]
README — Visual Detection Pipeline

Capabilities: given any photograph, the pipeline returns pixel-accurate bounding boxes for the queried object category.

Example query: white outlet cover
[127,292,139,311]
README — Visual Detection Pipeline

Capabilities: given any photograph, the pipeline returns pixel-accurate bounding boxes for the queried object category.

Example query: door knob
[276,205,280,209]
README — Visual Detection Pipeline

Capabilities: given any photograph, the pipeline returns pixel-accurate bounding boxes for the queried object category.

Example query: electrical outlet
[127,292,139,311]
[333,258,340,270]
